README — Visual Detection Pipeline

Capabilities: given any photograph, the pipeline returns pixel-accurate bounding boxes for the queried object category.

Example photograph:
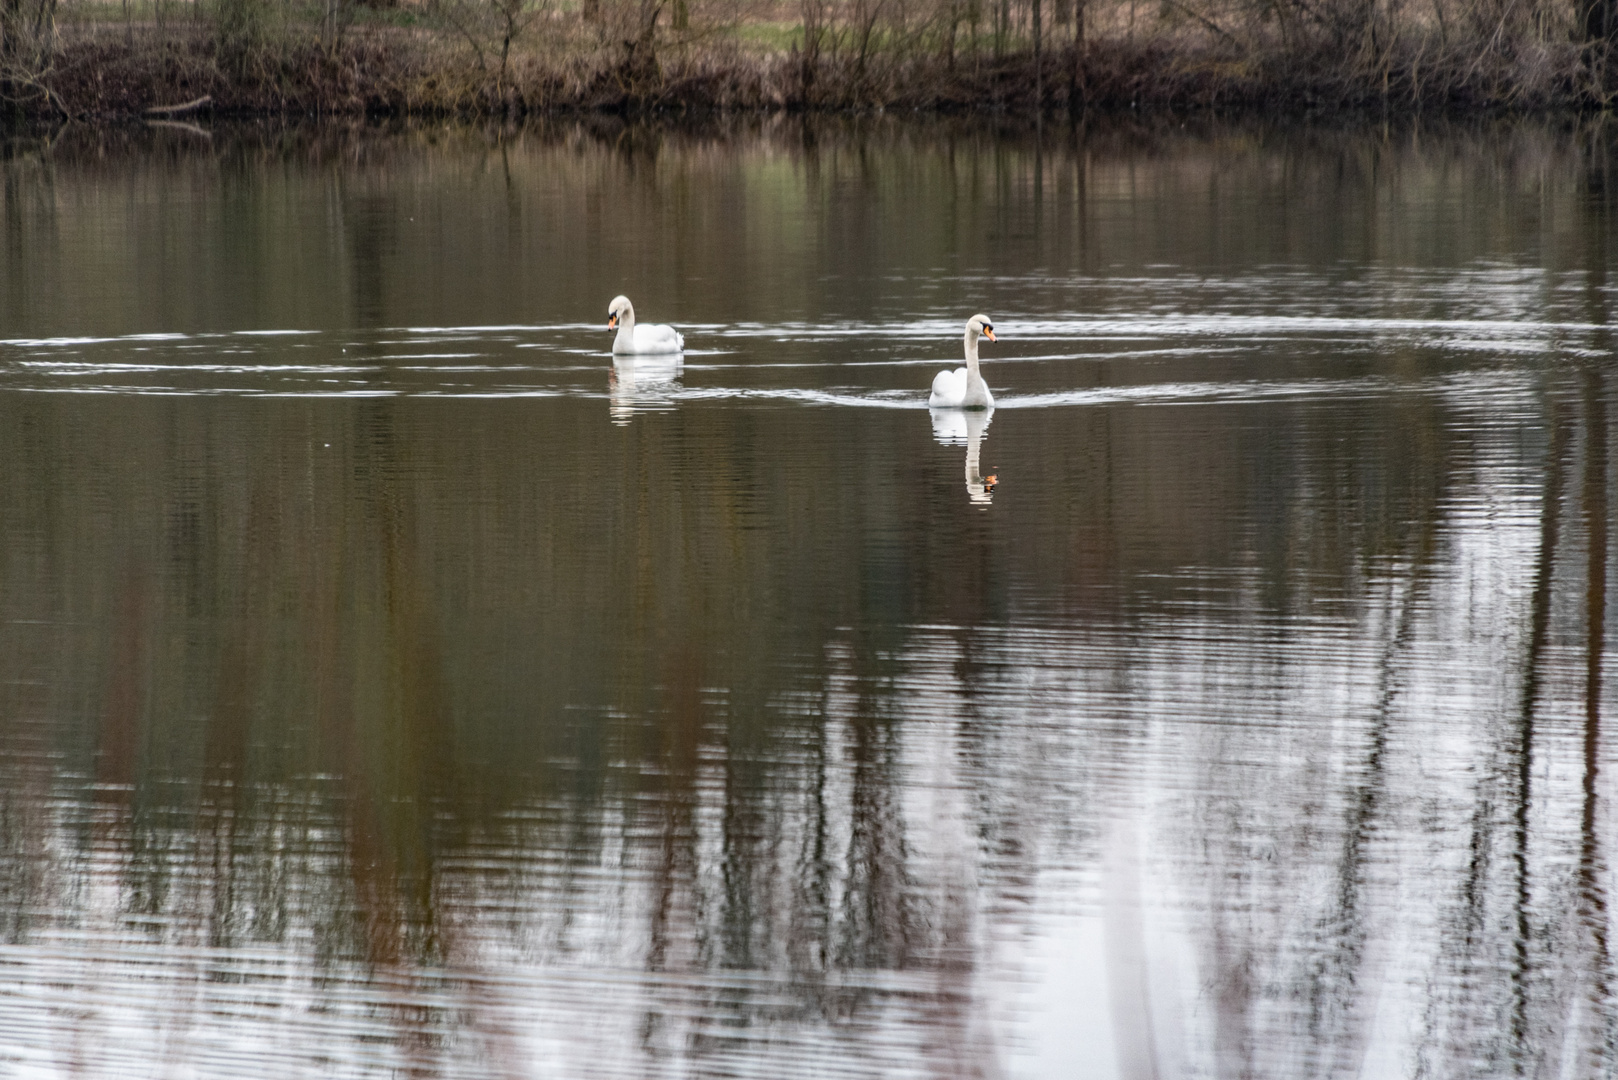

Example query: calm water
[1,115,1616,1078]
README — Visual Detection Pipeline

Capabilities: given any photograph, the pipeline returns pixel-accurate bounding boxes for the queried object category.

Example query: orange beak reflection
[984,329,997,341]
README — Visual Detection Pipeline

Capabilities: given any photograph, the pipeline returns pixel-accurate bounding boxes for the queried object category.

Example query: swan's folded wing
[635,323,685,353]
[929,367,966,405]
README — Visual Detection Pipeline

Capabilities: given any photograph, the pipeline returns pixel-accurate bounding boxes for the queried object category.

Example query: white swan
[928,314,996,409]
[608,295,684,355]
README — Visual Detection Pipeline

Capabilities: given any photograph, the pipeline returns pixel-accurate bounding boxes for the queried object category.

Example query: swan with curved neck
[607,295,684,355]
[928,314,996,409]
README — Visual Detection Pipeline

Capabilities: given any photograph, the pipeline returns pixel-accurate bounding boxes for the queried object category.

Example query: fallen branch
[144,94,212,116]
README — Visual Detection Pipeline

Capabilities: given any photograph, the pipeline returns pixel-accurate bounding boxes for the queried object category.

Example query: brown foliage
[12,0,1618,120]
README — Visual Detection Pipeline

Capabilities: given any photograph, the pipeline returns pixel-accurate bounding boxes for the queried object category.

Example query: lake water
[0,114,1615,1078]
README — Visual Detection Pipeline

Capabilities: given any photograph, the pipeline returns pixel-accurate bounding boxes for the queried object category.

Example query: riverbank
[5,1,1614,120]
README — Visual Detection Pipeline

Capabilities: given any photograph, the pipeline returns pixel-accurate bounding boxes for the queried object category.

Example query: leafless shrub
[0,0,65,114]
[430,0,557,102]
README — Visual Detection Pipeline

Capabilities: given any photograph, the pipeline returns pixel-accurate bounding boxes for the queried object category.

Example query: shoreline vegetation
[3,0,1618,120]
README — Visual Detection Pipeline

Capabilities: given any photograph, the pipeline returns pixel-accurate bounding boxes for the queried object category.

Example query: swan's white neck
[613,306,637,351]
[961,327,991,407]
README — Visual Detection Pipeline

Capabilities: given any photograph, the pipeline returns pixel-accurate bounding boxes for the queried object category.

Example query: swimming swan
[607,295,684,355]
[928,314,996,409]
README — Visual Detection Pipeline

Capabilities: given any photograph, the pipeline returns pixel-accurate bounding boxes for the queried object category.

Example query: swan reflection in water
[608,352,684,424]
[930,406,997,505]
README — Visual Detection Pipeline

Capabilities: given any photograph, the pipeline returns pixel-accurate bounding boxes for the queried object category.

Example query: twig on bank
[145,94,212,115]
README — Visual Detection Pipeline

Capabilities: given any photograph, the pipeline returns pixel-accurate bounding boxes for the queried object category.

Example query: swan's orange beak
[983,329,997,341]
[984,474,998,490]
[608,314,619,330]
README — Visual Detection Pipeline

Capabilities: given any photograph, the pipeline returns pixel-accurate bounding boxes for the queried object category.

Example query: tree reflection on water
[0,115,1615,1078]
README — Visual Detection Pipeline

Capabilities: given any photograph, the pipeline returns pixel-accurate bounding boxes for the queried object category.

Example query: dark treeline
[5,0,1618,118]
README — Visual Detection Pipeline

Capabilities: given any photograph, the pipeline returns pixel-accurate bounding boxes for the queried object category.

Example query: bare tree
[800,0,828,98]
[433,0,556,99]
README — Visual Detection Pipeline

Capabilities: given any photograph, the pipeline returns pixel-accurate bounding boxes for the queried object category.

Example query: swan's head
[967,314,996,342]
[607,295,633,330]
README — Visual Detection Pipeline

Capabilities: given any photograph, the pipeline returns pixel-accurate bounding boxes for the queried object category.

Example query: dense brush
[5,0,1615,119]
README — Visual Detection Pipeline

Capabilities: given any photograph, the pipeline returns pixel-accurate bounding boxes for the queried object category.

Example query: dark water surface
[1,116,1617,1078]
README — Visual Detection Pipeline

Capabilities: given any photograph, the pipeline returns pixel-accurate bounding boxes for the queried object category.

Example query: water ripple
[0,312,1577,402]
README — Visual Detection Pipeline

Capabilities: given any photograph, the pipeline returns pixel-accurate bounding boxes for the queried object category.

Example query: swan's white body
[608,295,684,355]
[928,314,996,409]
